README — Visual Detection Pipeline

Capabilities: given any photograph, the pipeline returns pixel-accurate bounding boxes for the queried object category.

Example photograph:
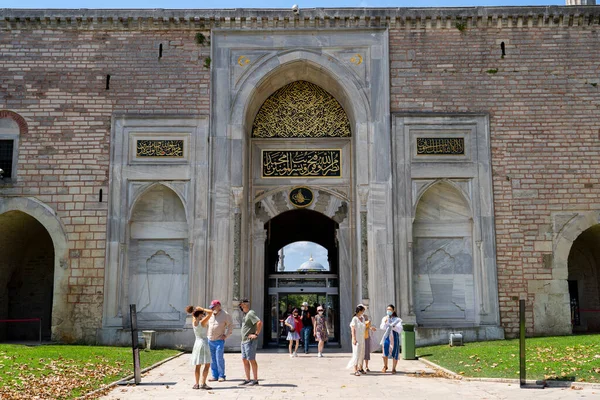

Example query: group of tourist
[185,300,402,390]
[186,298,261,390]
[283,301,328,358]
[347,303,403,376]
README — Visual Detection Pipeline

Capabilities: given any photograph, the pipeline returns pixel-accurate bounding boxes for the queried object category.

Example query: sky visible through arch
[6,0,564,9]
[281,241,329,272]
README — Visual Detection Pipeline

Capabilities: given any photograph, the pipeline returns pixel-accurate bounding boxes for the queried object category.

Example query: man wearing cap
[207,300,233,382]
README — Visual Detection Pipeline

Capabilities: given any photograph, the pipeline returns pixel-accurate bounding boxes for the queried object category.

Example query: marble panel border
[103,114,209,331]
[392,113,501,332]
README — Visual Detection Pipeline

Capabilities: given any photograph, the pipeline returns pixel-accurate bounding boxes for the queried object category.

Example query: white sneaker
[318,353,323,358]
[293,352,298,357]
[289,354,294,358]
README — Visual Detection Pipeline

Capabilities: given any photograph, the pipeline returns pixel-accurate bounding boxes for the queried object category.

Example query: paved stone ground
[102,350,598,400]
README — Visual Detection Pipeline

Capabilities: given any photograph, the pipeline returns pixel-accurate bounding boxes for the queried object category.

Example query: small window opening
[500,42,506,57]
[159,43,163,59]
[0,140,14,179]
[106,74,111,90]
[99,189,103,203]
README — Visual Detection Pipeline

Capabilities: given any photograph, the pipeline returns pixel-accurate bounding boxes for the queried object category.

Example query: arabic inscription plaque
[262,150,341,178]
[136,140,184,158]
[416,138,465,155]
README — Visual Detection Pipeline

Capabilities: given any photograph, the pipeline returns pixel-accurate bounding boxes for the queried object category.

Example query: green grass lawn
[417,334,600,383]
[0,344,180,400]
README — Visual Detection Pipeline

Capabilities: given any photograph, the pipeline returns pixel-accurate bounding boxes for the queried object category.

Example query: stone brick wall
[389,24,600,337]
[0,28,210,342]
[2,7,599,341]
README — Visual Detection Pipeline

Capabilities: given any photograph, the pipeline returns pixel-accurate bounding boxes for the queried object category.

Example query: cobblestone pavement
[102,350,598,400]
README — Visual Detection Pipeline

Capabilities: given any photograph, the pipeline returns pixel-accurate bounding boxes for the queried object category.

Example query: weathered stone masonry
[1,6,599,343]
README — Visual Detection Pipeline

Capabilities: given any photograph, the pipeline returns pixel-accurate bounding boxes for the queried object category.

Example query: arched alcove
[0,211,54,341]
[568,224,600,332]
[127,184,189,328]
[413,182,475,326]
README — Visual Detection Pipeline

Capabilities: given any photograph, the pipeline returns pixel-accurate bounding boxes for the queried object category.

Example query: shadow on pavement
[120,382,178,386]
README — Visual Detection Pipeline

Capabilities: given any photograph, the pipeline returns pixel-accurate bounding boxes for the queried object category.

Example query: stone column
[250,224,267,323]
[231,187,244,303]
[407,241,415,316]
[358,185,369,303]
[337,217,352,348]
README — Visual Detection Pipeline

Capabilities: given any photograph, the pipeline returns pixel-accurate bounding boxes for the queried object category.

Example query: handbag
[286,316,295,333]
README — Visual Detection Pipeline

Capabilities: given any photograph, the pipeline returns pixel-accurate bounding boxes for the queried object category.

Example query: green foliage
[195,32,210,46]
[486,68,499,74]
[417,334,600,383]
[455,21,467,32]
[195,32,211,69]
[0,344,179,399]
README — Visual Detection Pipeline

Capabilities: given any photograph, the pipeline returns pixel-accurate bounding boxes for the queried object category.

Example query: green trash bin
[401,324,416,360]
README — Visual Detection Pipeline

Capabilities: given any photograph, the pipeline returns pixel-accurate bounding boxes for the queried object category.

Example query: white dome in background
[298,255,325,271]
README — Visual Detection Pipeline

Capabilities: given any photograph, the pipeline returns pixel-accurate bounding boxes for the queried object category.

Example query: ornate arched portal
[240,71,360,350]
[209,31,392,351]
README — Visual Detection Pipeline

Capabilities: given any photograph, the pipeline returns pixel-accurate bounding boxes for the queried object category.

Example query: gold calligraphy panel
[262,150,341,178]
[416,138,465,155]
[252,81,351,138]
[136,140,184,158]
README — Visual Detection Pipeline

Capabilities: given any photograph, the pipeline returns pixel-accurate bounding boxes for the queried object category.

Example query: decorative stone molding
[2,7,599,30]
[358,185,369,212]
[254,186,348,224]
[231,186,244,212]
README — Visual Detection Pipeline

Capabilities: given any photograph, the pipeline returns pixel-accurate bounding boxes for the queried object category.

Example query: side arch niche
[127,184,189,328]
[412,181,476,326]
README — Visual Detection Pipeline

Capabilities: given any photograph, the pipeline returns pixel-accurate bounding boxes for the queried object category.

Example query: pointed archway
[0,196,69,342]
[0,211,54,341]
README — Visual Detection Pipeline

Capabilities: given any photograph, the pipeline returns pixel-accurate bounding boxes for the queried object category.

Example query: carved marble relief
[129,242,188,321]
[413,238,473,320]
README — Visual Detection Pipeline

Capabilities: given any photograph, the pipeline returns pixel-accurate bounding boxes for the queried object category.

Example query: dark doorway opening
[567,224,600,333]
[0,211,54,342]
[263,209,340,348]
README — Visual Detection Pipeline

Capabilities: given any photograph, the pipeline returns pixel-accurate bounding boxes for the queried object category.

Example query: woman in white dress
[186,305,213,389]
[346,304,367,376]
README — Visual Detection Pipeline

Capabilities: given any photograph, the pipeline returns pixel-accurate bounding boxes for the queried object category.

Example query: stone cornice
[1,6,599,30]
